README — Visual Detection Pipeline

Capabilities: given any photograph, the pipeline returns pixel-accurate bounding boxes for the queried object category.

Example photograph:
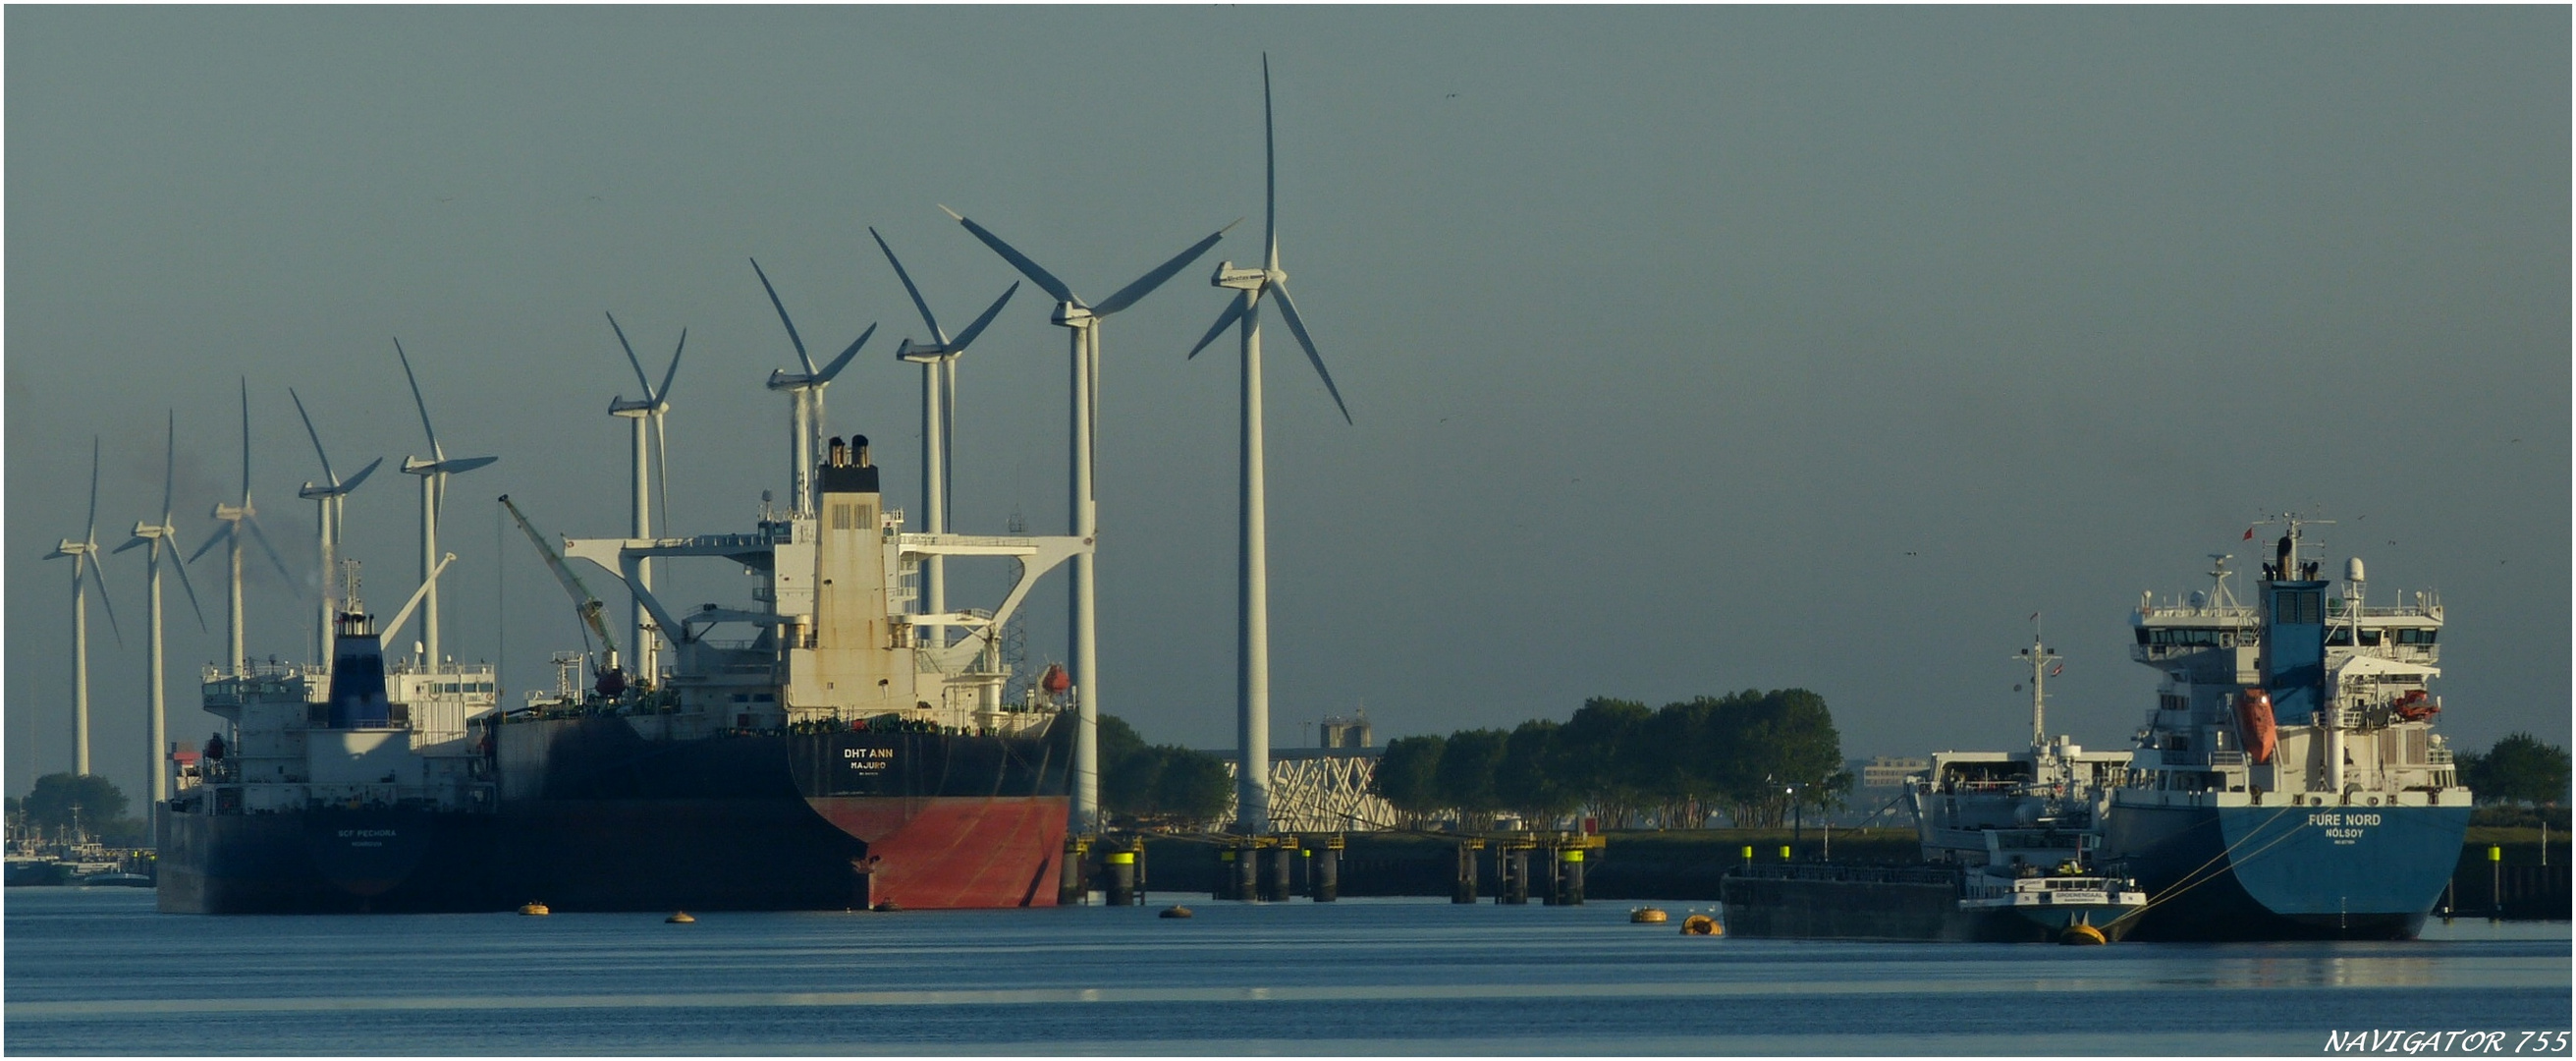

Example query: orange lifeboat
[2234,691,2277,764]
[2393,689,2439,722]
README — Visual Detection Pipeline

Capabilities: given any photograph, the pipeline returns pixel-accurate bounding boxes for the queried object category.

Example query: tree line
[1369,690,1849,831]
[2458,732,2570,808]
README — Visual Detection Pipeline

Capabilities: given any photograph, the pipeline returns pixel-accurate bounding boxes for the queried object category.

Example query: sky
[7,7,2567,804]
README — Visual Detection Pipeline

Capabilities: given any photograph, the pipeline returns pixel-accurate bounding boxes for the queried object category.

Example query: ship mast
[2016,618,2059,754]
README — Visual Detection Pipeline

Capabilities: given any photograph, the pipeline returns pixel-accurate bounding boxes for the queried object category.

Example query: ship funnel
[851,434,871,468]
[2274,534,2292,580]
[827,436,847,468]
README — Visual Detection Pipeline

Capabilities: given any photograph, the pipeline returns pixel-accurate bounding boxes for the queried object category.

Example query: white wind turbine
[289,387,383,664]
[393,339,498,667]
[44,436,122,775]
[942,206,1233,832]
[115,411,209,824]
[603,312,685,684]
[869,225,1018,640]
[747,258,876,516]
[1183,56,1353,835]
[188,380,298,677]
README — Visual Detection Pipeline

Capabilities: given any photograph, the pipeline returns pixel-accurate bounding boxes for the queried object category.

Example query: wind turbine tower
[748,259,876,516]
[943,206,1233,831]
[291,388,383,665]
[604,313,685,683]
[870,226,1018,642]
[116,412,208,826]
[1183,55,1354,833]
[44,436,121,775]
[393,340,499,666]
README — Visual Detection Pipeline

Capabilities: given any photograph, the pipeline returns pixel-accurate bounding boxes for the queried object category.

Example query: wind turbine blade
[814,323,878,383]
[246,518,297,586]
[1264,53,1277,263]
[340,457,384,493]
[84,436,102,543]
[942,207,1080,307]
[188,524,232,565]
[748,258,819,375]
[1185,296,1249,361]
[1093,222,1236,316]
[606,312,656,396]
[656,329,686,405]
[1269,282,1351,424]
[950,282,1019,353]
[652,411,671,532]
[869,227,946,343]
[166,538,210,633]
[289,387,338,487]
[438,456,499,475]
[112,536,148,555]
[393,337,446,461]
[161,411,178,520]
[238,377,252,503]
[85,556,123,646]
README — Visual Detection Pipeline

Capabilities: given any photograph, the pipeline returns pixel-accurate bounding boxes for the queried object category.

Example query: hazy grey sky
[9,7,2567,802]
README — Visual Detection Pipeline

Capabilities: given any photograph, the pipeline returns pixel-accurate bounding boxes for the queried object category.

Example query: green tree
[2465,733,2570,807]
[1709,689,1845,827]
[1094,713,1233,826]
[1372,735,1447,822]
[1435,728,1509,827]
[1146,749,1233,825]
[22,773,128,839]
[1496,718,1578,825]
[1558,698,1652,828]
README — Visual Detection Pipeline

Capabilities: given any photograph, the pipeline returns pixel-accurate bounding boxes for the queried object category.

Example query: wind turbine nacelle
[608,396,655,416]
[401,456,440,475]
[765,369,814,392]
[895,339,955,363]
[1050,302,1096,327]
[1212,263,1267,291]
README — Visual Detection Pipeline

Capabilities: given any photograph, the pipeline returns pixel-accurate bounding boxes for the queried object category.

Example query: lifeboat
[2234,691,2277,764]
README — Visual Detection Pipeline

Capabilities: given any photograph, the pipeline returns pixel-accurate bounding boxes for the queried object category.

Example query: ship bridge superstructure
[2123,517,2463,808]
[561,436,1087,739]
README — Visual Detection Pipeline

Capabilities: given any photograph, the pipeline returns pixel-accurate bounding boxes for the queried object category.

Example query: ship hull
[2102,797,2469,941]
[156,806,504,914]
[160,712,1074,914]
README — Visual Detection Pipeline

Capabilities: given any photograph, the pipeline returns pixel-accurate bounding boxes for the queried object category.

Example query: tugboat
[2099,517,2473,940]
[1722,633,2146,942]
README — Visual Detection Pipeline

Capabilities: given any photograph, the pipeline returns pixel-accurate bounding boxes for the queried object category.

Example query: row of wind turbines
[40,357,485,832]
[40,55,1341,837]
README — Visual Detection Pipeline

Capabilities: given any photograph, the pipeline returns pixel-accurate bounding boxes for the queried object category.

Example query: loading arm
[379,552,455,653]
[499,495,620,669]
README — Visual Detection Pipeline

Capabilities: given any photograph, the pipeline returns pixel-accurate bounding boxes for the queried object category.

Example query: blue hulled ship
[2101,517,2472,940]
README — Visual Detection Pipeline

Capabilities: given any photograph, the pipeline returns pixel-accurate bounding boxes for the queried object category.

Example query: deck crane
[499,495,628,698]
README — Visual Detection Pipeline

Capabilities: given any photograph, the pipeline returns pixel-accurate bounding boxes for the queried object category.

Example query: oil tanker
[2099,519,2473,940]
[160,437,1084,914]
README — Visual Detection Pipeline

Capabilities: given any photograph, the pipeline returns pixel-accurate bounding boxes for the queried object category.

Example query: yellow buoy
[1160,905,1194,919]
[2058,922,2107,945]
[519,902,550,917]
[1630,908,1669,924]
[1680,914,1720,935]
[666,911,695,923]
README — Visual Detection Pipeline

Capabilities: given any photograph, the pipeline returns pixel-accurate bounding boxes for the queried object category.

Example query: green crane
[498,495,627,698]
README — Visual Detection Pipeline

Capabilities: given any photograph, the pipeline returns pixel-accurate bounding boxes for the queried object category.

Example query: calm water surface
[6,888,2565,1055]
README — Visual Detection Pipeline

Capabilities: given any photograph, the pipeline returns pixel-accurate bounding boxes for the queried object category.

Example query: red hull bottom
[805,796,1070,909]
